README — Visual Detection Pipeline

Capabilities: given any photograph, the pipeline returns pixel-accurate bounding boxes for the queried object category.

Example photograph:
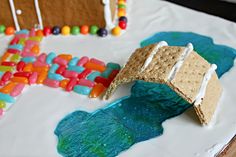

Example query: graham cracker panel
[14,0,39,29]
[143,46,186,83]
[194,73,222,124]
[169,52,210,103]
[0,0,15,27]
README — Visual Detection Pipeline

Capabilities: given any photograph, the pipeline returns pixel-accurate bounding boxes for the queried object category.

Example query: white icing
[34,0,43,29]
[16,9,22,15]
[9,0,20,31]
[141,41,168,72]
[194,64,217,106]
[0,1,236,157]
[168,43,193,81]
[103,0,115,29]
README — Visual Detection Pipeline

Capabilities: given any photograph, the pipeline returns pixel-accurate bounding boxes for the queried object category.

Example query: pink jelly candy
[10,83,25,97]
[29,72,38,85]
[43,78,59,88]
[77,79,95,88]
[90,58,105,66]
[77,56,89,66]
[63,70,78,78]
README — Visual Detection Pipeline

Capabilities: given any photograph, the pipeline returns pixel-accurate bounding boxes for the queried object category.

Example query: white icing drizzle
[9,0,20,31]
[34,0,43,29]
[141,41,168,72]
[167,43,193,81]
[103,0,115,29]
[194,64,217,106]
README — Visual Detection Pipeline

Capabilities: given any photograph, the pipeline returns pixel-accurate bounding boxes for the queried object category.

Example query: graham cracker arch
[103,42,223,125]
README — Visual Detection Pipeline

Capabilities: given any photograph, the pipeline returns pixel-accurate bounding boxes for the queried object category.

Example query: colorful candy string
[0,0,128,37]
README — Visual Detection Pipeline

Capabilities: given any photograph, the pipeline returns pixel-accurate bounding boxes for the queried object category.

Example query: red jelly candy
[14,72,31,78]
[65,78,77,92]
[1,71,12,82]
[77,69,92,79]
[1,61,16,67]
[94,76,111,87]
[108,70,119,80]
[17,61,26,72]
[56,65,66,75]
[10,37,19,45]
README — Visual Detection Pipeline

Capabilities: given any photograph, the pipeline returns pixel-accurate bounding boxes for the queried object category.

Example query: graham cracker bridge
[104,41,222,125]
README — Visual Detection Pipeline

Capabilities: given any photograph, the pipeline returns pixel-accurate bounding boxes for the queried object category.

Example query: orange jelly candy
[59,79,69,89]
[1,52,11,62]
[58,54,72,62]
[84,62,106,72]
[33,66,49,73]
[89,83,106,98]
[0,82,16,94]
[23,63,33,72]
[31,45,40,55]
[11,77,28,84]
[36,71,47,84]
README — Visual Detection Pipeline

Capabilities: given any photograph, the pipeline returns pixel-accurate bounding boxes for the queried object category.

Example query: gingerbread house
[0,0,117,30]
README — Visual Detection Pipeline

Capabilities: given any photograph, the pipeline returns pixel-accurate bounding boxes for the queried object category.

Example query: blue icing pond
[55,32,236,157]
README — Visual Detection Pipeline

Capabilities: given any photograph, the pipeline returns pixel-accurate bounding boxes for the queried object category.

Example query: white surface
[0,1,236,157]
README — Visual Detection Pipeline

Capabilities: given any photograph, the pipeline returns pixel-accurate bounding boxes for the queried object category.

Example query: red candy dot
[119,21,127,30]
[43,27,51,36]
[80,25,89,35]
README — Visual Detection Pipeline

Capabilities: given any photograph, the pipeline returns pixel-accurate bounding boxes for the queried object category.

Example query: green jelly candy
[71,26,80,35]
[19,38,26,45]
[0,101,6,109]
[0,66,14,72]
[0,25,6,34]
[10,54,20,62]
[90,25,99,35]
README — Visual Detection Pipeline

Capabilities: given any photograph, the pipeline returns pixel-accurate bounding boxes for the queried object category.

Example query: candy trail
[0,29,120,116]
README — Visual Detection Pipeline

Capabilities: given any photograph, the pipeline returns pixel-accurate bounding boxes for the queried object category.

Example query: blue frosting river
[55,32,236,157]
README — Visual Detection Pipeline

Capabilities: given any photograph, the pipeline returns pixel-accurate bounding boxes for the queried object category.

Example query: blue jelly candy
[73,85,91,95]
[46,52,56,64]
[21,57,36,63]
[48,73,64,81]
[49,64,59,73]
[68,57,80,66]
[67,65,84,73]
[87,71,101,81]
[0,93,15,103]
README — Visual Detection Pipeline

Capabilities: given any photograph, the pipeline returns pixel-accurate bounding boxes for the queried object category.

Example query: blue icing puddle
[55,32,236,157]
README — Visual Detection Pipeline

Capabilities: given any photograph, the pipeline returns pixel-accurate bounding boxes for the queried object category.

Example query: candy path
[0,29,120,116]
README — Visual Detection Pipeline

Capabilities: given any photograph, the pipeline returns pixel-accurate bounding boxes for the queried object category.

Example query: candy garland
[0,0,128,37]
[0,29,120,116]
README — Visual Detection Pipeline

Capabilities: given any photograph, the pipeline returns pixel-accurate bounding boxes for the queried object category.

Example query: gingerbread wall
[0,0,116,29]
